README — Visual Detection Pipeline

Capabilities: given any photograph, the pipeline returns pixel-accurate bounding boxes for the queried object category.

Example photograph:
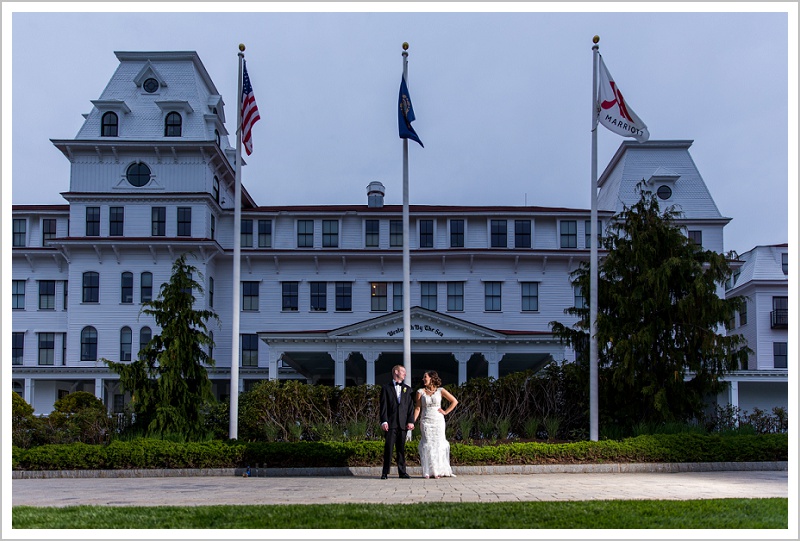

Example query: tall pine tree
[551,183,749,429]
[106,253,218,439]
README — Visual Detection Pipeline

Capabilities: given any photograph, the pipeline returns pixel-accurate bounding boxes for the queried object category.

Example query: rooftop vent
[367,181,385,208]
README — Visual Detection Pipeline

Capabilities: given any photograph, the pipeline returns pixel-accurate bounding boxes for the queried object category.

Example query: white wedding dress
[417,388,455,478]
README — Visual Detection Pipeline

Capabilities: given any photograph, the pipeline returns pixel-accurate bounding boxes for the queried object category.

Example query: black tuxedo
[379,380,415,477]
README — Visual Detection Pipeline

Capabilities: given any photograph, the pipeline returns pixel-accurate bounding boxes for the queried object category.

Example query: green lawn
[13,498,788,529]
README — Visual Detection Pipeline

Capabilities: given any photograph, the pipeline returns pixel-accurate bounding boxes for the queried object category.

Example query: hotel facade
[10,51,787,416]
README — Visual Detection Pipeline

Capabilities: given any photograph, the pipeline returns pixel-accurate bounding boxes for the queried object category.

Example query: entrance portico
[259,307,563,387]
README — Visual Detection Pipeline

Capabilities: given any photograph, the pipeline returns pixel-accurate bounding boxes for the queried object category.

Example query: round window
[657,185,672,200]
[143,78,159,93]
[126,162,151,187]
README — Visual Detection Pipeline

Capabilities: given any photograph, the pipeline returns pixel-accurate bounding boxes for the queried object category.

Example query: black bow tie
[395,382,402,386]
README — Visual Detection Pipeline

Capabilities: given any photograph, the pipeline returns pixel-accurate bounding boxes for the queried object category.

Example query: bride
[413,371,459,479]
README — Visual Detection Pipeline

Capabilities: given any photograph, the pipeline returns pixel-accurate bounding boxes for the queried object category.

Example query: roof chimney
[367,181,385,208]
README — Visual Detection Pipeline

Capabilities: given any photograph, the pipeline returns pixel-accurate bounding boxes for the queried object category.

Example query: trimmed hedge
[12,433,787,471]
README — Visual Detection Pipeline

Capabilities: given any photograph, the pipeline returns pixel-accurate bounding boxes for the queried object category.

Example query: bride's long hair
[423,370,442,389]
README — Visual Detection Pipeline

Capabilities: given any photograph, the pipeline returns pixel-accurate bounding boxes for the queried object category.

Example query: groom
[379,364,415,479]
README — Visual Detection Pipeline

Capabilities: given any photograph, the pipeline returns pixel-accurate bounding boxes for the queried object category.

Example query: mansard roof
[73,51,231,144]
[728,244,789,292]
[597,140,728,223]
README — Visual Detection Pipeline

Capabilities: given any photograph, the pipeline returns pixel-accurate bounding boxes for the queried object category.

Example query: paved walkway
[12,463,789,508]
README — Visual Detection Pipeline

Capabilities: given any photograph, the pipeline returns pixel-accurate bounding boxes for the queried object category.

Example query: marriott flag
[597,56,649,143]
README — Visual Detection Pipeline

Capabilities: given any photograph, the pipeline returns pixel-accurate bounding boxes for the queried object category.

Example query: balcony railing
[771,309,788,329]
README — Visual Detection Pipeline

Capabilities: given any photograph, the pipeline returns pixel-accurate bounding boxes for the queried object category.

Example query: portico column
[95,378,104,404]
[365,351,378,386]
[333,350,347,388]
[453,352,470,385]
[24,378,34,405]
[485,351,500,381]
[728,380,740,426]
[268,348,281,381]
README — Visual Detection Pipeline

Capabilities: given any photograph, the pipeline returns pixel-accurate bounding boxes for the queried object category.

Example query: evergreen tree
[105,253,218,439]
[551,183,749,429]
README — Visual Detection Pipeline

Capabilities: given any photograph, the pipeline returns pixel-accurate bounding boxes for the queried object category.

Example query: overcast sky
[4,4,796,257]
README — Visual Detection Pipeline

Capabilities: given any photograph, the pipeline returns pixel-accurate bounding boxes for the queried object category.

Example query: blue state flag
[398,75,423,148]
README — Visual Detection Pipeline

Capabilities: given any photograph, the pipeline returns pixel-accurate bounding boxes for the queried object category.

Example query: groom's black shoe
[399,473,411,479]
[380,474,388,479]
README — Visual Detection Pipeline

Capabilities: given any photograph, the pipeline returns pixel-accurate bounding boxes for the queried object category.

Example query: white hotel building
[10,51,788,416]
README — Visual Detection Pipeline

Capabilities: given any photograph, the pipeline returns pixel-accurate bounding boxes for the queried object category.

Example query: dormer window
[143,78,159,93]
[101,112,118,137]
[165,112,182,137]
[126,162,151,187]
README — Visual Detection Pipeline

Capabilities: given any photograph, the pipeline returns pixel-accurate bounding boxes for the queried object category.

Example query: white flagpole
[401,43,412,388]
[229,45,245,440]
[589,36,600,442]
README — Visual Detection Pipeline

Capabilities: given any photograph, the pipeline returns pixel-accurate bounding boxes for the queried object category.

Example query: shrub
[11,394,44,449]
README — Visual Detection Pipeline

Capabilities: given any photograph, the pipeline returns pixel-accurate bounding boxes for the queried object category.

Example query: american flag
[240,61,261,156]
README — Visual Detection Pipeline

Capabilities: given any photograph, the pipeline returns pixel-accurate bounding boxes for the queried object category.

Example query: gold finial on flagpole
[593,35,599,44]
[239,44,246,51]
[402,42,409,50]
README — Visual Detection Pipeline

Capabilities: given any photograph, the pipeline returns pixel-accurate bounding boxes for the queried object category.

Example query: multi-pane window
[13,219,26,246]
[258,220,272,247]
[560,221,577,248]
[82,272,99,303]
[450,219,464,248]
[390,220,403,247]
[80,326,98,362]
[12,280,25,309]
[782,253,788,275]
[243,281,259,311]
[210,215,216,240]
[42,218,57,246]
[38,333,55,365]
[365,219,379,247]
[310,282,327,311]
[177,207,192,236]
[393,282,403,311]
[490,220,507,248]
[164,112,182,137]
[139,327,152,358]
[140,272,153,303]
[282,282,299,311]
[447,282,464,311]
[38,280,56,310]
[208,276,214,308]
[336,282,352,311]
[773,342,788,369]
[421,282,437,311]
[86,207,100,236]
[772,296,788,327]
[120,327,132,362]
[12,333,24,365]
[419,220,433,248]
[515,220,531,248]
[521,282,539,311]
[213,176,220,203]
[242,334,259,367]
[63,280,68,310]
[152,207,166,236]
[585,219,602,248]
[121,272,133,304]
[110,207,124,236]
[371,282,388,311]
[241,219,253,247]
[322,220,339,247]
[101,111,118,137]
[297,220,314,247]
[688,230,703,248]
[739,300,748,326]
[574,285,586,309]
[485,282,502,311]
